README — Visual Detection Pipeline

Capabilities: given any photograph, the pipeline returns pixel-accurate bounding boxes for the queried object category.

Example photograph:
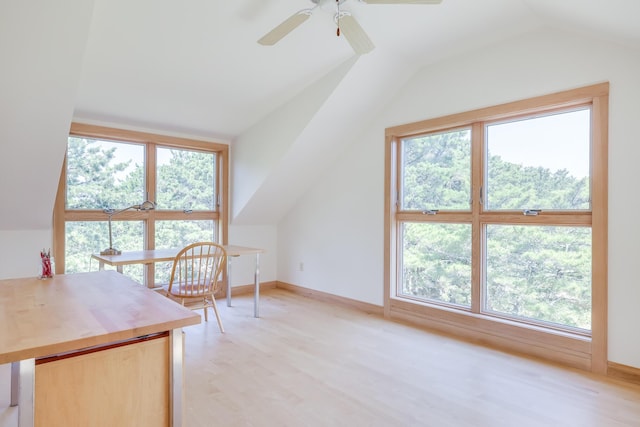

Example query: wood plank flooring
[2,288,640,426]
[183,289,640,426]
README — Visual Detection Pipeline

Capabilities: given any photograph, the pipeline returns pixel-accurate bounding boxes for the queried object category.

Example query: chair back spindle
[165,242,227,332]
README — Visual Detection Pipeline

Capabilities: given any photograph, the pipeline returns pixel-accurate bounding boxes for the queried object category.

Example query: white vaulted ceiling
[72,0,543,140]
[1,0,639,229]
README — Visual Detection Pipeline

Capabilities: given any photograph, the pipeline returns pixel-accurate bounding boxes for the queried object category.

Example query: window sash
[399,221,473,308]
[399,127,472,212]
[484,107,592,212]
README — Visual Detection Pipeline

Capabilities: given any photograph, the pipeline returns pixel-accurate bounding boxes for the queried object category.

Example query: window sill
[388,296,592,371]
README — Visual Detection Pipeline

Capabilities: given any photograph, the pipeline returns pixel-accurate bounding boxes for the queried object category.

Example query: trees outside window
[385,83,608,373]
[54,124,228,287]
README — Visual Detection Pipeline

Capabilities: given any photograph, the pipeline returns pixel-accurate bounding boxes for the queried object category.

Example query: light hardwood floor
[2,289,640,426]
[183,290,640,427]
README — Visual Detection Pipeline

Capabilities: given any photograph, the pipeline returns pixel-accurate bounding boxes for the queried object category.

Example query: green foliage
[66,221,144,282]
[402,130,471,210]
[66,137,144,209]
[154,220,216,284]
[487,161,589,210]
[402,223,472,306]
[65,139,217,286]
[157,148,216,210]
[485,225,591,329]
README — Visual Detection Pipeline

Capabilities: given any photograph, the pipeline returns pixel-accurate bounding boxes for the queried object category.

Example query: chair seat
[168,283,209,297]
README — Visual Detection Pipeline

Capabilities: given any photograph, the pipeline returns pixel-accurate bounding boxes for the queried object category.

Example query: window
[53,123,228,287]
[385,84,608,373]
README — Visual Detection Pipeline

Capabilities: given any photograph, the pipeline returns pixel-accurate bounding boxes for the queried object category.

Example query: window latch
[183,209,193,214]
[422,209,439,215]
[523,209,542,216]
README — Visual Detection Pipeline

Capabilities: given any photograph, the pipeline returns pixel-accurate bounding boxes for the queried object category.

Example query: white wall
[231,58,358,225]
[277,127,384,305]
[0,230,53,280]
[277,27,640,368]
[0,1,96,231]
[228,225,277,286]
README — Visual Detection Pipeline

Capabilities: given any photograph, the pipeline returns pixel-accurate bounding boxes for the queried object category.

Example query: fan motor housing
[312,0,349,8]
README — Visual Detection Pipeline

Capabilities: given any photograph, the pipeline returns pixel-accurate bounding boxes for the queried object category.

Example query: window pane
[66,137,145,210]
[485,225,591,330]
[156,148,216,211]
[401,129,471,211]
[400,222,471,307]
[486,109,591,211]
[154,220,216,285]
[66,221,144,283]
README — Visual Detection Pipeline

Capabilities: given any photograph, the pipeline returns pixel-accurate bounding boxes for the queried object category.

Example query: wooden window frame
[53,123,229,286]
[384,83,609,373]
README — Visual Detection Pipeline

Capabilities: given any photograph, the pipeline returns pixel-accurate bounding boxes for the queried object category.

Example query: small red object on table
[40,249,53,278]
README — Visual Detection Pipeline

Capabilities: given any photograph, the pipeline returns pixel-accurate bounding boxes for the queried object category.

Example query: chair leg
[210,296,225,333]
[203,298,208,322]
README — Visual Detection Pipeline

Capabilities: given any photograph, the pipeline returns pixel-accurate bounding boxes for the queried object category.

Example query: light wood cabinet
[35,335,169,427]
[0,271,200,427]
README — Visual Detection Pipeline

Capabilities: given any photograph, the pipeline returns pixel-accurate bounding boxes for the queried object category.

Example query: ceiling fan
[257,0,443,55]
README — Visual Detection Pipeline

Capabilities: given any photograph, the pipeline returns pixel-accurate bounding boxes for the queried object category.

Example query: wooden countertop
[0,270,200,364]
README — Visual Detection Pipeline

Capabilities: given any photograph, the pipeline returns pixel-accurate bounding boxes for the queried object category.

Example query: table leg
[10,359,35,427]
[254,253,260,318]
[225,252,261,317]
[10,362,18,406]
[226,257,233,307]
[97,259,121,274]
[145,263,155,289]
[170,328,184,427]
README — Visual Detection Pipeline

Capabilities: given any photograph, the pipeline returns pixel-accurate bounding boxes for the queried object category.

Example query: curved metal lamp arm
[101,199,156,255]
[105,205,136,218]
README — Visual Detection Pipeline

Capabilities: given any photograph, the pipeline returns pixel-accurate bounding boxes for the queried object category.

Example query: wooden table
[92,245,265,317]
[0,270,200,427]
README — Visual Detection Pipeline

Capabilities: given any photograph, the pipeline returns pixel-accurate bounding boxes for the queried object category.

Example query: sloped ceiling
[1,0,639,230]
[0,1,95,230]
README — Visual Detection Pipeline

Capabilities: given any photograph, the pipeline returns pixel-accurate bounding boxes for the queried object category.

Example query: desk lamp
[100,199,156,255]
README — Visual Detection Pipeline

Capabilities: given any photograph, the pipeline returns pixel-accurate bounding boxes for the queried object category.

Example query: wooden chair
[165,242,227,333]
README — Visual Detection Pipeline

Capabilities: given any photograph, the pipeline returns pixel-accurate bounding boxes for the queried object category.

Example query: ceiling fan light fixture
[313,0,348,10]
[361,0,442,4]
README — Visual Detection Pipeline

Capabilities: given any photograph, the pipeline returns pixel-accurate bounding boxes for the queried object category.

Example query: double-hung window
[53,123,228,287]
[385,84,608,373]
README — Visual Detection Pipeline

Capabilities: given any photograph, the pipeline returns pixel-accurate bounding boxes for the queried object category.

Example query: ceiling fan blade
[337,14,375,55]
[362,0,442,4]
[258,11,312,46]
